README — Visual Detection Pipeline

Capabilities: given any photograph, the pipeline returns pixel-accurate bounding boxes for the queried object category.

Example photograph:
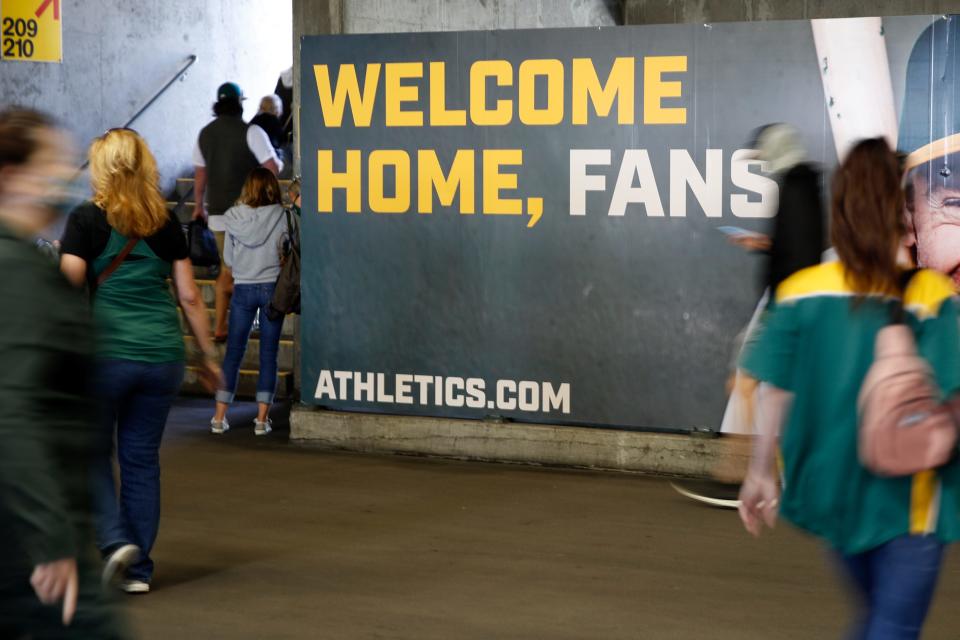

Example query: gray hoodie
[222,203,286,285]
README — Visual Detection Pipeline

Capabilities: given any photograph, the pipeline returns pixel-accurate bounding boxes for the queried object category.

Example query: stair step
[181,366,292,400]
[174,178,195,199]
[177,177,293,189]
[167,280,216,305]
[178,307,295,338]
[193,279,216,305]
[184,335,295,370]
[172,282,298,334]
[167,201,292,225]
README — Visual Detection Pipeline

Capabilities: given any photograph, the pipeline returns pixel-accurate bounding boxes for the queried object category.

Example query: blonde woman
[60,128,221,594]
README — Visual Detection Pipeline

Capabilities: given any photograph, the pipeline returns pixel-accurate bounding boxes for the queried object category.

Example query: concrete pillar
[293,0,343,176]
[292,0,343,398]
[624,0,959,25]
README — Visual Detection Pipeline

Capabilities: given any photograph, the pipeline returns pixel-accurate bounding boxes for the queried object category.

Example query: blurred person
[672,124,829,506]
[0,108,127,637]
[739,138,960,639]
[718,123,826,440]
[730,123,826,295]
[192,82,284,342]
[288,175,301,215]
[210,168,287,436]
[60,128,222,594]
[250,94,285,156]
[275,66,294,146]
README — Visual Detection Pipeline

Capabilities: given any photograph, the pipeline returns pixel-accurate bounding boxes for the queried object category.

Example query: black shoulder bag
[266,209,300,321]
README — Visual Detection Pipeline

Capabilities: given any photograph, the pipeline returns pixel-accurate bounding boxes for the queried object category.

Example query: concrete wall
[624,0,960,24]
[343,0,622,32]
[0,0,292,194]
[292,409,749,479]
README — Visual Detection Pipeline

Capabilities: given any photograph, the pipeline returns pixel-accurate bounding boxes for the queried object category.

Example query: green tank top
[92,229,185,363]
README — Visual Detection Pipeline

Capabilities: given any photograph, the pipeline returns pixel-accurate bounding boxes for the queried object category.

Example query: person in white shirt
[191,82,283,341]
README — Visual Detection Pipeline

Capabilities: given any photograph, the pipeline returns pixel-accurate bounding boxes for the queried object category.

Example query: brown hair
[89,128,168,238]
[0,108,56,185]
[238,167,282,208]
[831,137,905,295]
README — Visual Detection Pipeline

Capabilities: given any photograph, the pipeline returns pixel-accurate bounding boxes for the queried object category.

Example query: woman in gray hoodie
[210,168,288,435]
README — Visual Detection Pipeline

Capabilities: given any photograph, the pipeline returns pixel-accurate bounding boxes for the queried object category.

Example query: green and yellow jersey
[741,261,960,554]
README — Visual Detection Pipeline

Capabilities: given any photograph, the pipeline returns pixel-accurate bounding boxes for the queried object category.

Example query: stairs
[177,280,296,400]
[168,177,295,223]
[171,176,298,401]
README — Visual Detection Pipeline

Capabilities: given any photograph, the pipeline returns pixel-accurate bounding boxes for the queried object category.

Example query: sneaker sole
[254,427,272,436]
[102,545,140,588]
[669,482,741,509]
[122,582,151,594]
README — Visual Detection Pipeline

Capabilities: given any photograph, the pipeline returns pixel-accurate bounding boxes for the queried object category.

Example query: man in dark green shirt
[0,109,126,638]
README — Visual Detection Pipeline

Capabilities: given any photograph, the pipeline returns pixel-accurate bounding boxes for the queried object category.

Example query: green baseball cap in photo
[900,16,960,173]
[217,82,245,101]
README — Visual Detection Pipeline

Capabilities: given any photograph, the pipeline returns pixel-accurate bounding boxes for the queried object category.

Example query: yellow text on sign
[1,0,62,62]
[314,56,687,127]
[317,149,544,228]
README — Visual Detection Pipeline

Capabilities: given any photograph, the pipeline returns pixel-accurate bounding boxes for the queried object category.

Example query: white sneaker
[254,419,272,436]
[210,417,230,435]
[121,579,150,594]
[102,544,140,588]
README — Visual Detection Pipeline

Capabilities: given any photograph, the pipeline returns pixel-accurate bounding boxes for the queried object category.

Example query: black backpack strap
[285,207,300,249]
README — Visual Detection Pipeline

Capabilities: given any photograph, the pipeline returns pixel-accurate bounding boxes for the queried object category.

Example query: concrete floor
[124,399,960,639]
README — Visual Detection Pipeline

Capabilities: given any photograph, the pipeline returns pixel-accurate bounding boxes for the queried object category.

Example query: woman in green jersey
[739,138,960,639]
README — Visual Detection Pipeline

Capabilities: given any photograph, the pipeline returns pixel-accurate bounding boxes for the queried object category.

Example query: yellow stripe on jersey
[775,262,853,304]
[775,262,955,318]
[903,269,957,320]
[910,470,938,534]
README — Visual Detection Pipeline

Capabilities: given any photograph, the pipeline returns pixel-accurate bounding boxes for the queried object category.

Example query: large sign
[0,0,61,62]
[300,15,958,432]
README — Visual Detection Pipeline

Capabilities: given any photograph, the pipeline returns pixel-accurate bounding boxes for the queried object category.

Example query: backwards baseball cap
[900,16,960,174]
[216,82,245,102]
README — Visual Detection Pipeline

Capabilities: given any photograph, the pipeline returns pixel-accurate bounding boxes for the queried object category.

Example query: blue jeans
[836,535,946,640]
[217,282,284,405]
[93,359,184,583]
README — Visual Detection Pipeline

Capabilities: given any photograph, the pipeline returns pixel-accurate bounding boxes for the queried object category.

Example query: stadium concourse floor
[124,398,960,640]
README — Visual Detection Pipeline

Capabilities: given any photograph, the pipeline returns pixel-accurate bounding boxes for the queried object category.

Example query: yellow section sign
[1,0,61,63]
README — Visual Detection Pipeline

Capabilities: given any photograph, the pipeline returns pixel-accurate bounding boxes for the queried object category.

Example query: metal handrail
[121,54,198,130]
[78,54,198,171]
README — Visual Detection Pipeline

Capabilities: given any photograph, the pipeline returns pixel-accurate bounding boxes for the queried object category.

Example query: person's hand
[192,203,206,221]
[199,355,224,394]
[729,233,771,252]
[738,470,780,537]
[30,558,78,625]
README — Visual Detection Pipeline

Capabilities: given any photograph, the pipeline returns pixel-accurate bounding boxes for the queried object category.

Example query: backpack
[857,270,957,476]
[266,208,300,321]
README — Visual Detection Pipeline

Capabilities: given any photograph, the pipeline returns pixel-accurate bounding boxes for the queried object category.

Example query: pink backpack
[857,273,957,476]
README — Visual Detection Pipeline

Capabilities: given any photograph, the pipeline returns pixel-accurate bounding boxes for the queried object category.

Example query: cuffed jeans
[217,282,284,405]
[836,534,946,640]
[93,359,184,584]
